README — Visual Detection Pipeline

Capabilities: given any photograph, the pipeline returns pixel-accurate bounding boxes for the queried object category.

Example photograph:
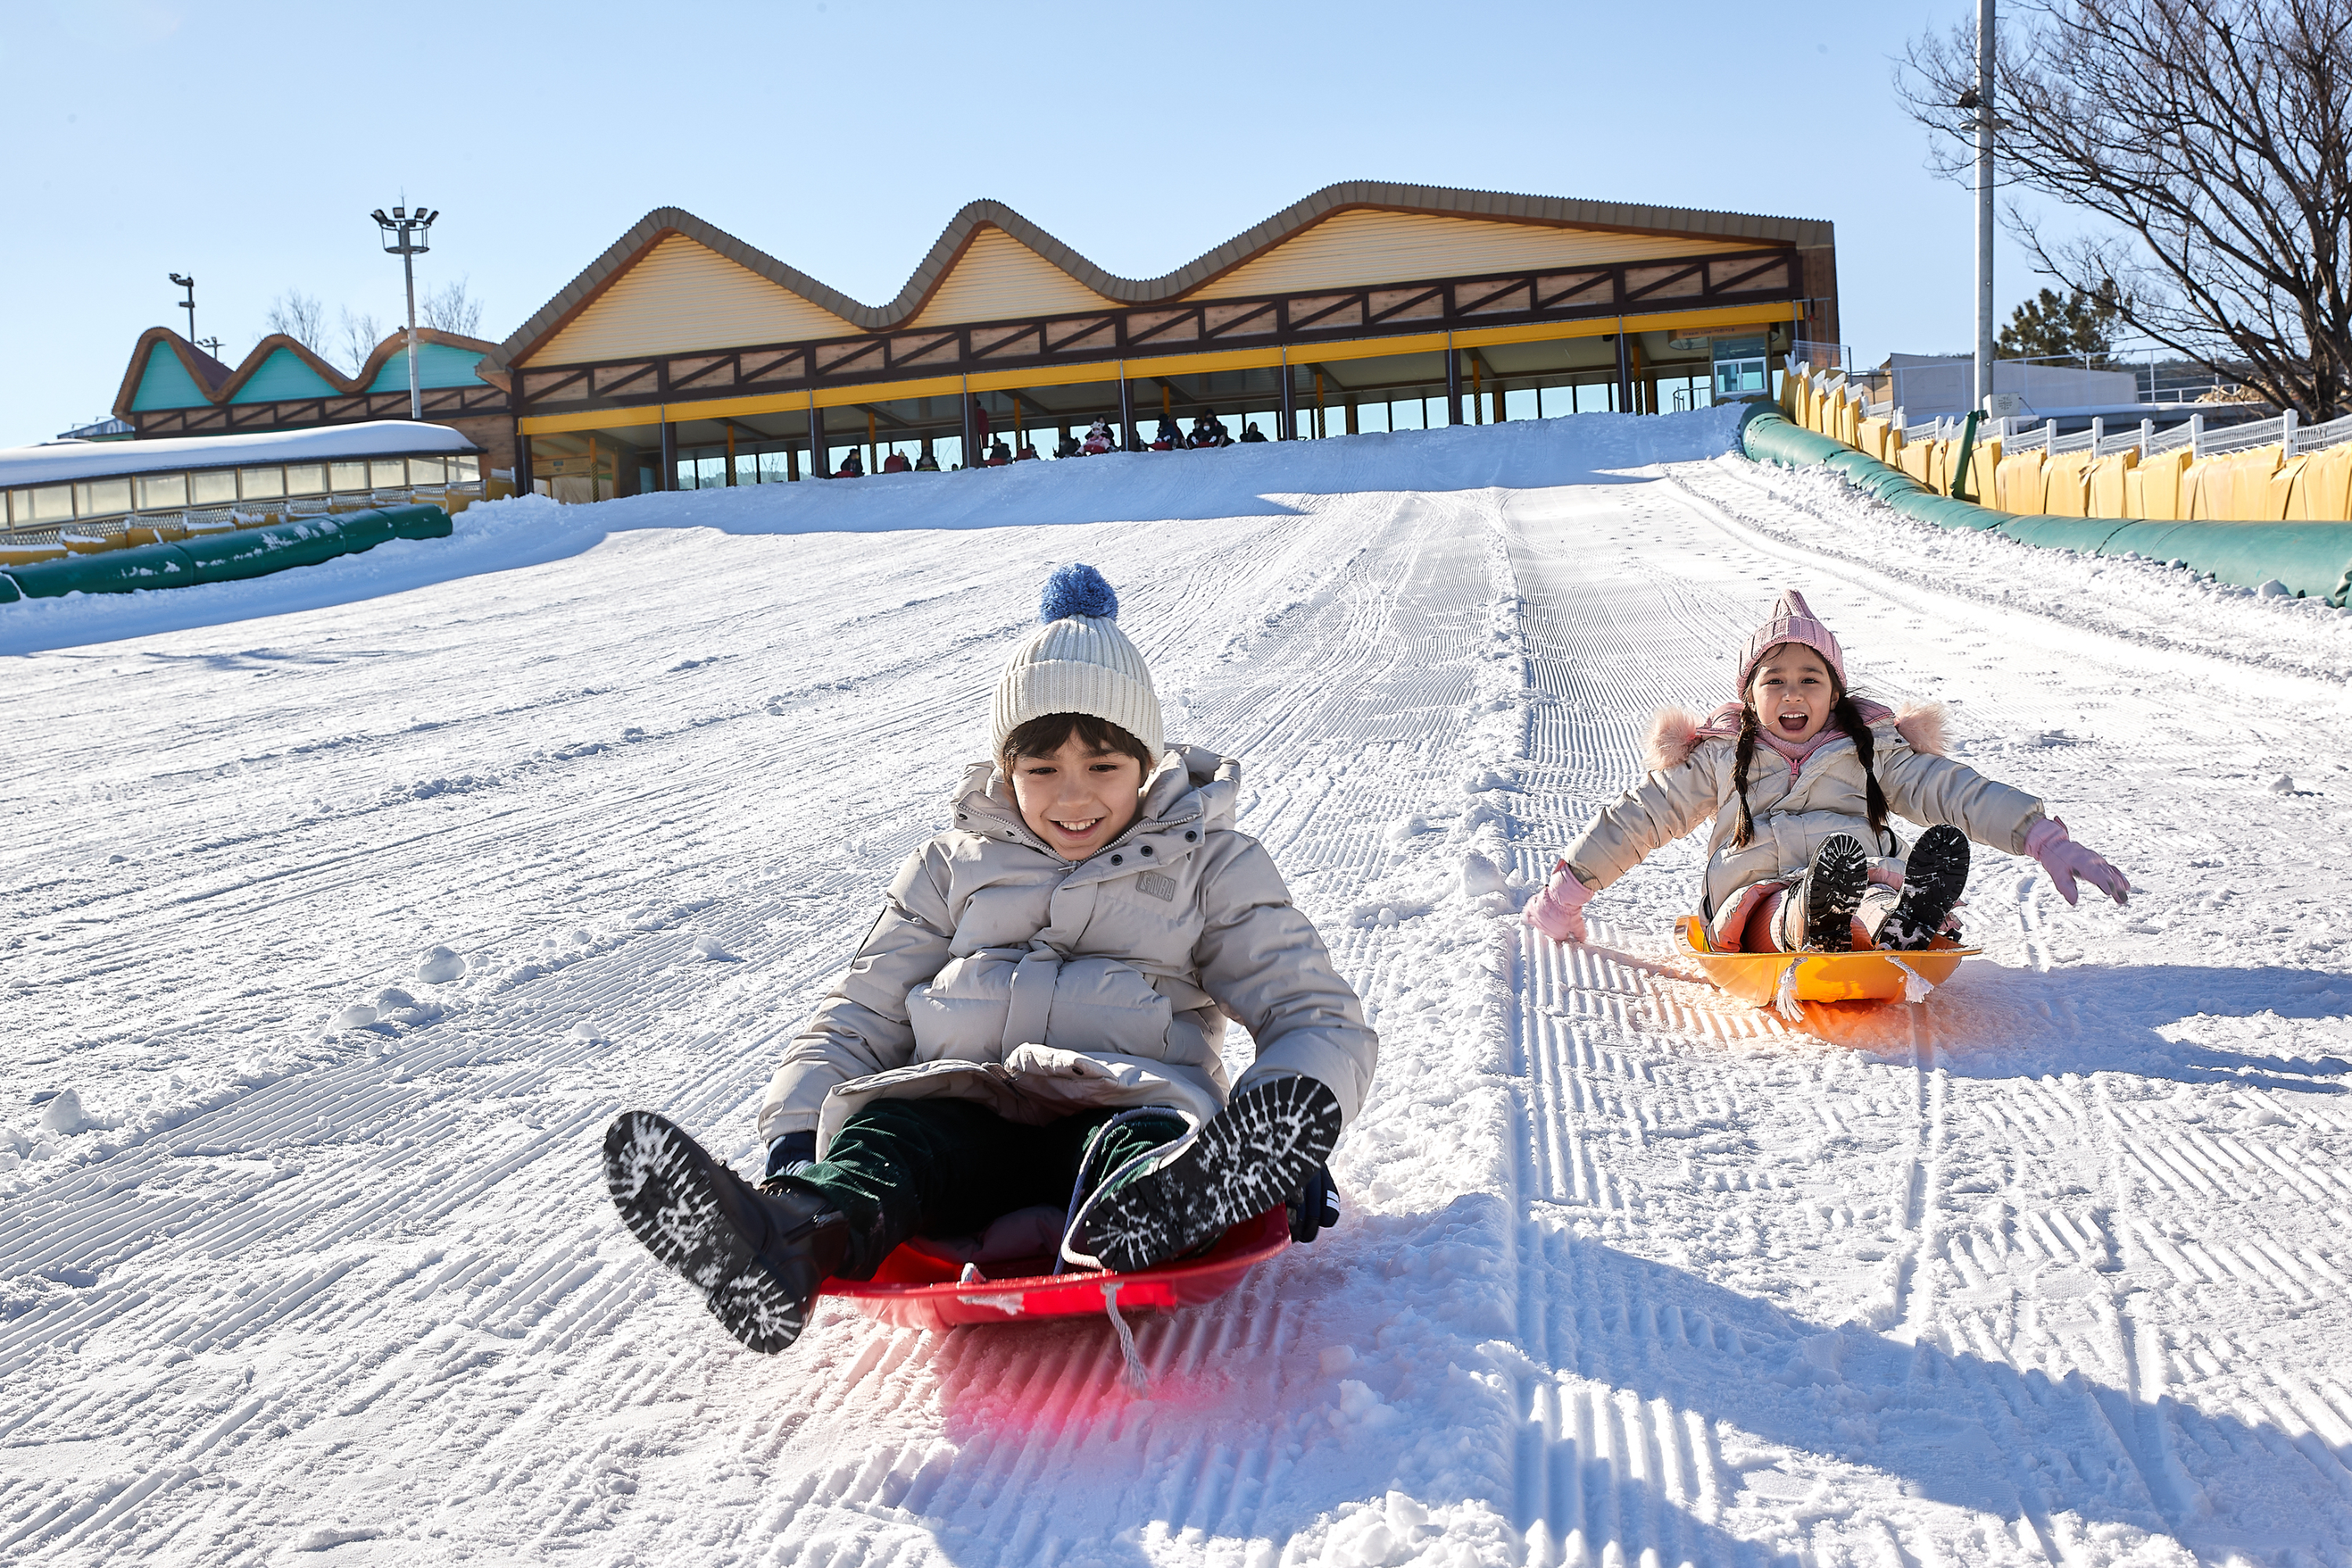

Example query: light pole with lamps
[370,205,438,420]
[169,272,196,343]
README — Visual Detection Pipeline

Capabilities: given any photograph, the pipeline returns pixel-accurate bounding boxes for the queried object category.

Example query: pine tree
[1996,285,2125,367]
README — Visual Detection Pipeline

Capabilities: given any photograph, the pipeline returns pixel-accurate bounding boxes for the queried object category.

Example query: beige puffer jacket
[1564,703,2046,918]
[757,745,1377,1155]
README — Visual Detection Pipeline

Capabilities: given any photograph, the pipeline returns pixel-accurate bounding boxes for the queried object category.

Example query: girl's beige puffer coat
[757,745,1377,1155]
[1563,704,2046,919]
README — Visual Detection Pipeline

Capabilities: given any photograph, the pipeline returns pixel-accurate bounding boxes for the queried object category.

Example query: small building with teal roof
[113,327,515,482]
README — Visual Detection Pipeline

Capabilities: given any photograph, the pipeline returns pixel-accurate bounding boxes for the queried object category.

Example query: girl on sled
[604,565,1376,1352]
[1524,588,2130,956]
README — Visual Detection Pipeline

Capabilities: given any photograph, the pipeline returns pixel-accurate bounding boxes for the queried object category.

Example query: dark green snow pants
[784,1098,1185,1280]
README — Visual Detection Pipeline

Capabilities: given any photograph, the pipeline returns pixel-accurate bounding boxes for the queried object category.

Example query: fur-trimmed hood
[1643,700,1949,773]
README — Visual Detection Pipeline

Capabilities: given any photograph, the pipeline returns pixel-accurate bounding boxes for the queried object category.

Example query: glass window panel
[239,466,285,499]
[408,456,445,484]
[135,473,187,510]
[29,484,74,521]
[454,455,480,482]
[329,461,368,492]
[79,477,132,516]
[370,459,406,488]
[190,470,238,505]
[285,463,327,495]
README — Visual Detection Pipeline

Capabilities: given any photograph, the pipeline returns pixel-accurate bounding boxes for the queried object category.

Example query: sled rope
[1102,1281,1149,1395]
[1888,955,1936,1004]
[1772,962,1805,1024]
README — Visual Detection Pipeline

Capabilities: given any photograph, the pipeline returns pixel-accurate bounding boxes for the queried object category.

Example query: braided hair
[1729,669,1891,852]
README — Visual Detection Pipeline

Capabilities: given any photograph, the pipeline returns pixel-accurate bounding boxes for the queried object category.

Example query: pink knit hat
[1735,588,1846,698]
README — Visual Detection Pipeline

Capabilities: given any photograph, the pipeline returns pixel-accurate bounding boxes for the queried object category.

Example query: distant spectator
[914,450,941,471]
[882,451,912,474]
[1240,422,1269,443]
[836,450,866,478]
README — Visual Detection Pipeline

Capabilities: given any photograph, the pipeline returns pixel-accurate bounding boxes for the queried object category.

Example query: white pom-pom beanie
[989,564,1164,760]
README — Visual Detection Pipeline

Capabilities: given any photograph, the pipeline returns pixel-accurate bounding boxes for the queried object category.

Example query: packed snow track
[5,411,2351,1566]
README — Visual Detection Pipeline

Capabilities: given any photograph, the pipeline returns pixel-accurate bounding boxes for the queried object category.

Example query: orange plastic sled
[1675,916,1977,1007]
[818,1207,1291,1333]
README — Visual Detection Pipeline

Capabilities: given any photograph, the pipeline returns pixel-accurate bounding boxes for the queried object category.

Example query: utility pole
[1974,0,1996,414]
[169,272,197,344]
[371,204,438,419]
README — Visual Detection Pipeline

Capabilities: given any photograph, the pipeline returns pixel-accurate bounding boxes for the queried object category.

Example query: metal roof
[2,422,479,487]
[112,328,501,423]
[488,180,1835,375]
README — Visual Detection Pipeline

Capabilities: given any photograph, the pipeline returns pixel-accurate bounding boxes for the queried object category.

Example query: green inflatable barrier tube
[1737,408,2352,604]
[0,505,451,601]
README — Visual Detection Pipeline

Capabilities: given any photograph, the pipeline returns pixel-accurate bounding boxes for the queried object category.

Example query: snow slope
[4,409,2350,1566]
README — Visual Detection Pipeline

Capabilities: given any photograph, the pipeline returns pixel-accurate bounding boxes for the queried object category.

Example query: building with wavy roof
[111,327,514,480]
[488,180,1834,490]
[101,181,1834,496]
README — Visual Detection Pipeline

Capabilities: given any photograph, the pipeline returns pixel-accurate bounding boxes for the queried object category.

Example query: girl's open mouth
[1777,713,1808,735]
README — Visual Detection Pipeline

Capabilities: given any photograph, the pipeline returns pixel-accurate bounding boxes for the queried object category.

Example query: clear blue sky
[0,0,2055,447]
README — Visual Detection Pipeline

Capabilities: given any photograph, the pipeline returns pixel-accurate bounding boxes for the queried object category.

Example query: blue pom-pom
[1039,562,1118,622]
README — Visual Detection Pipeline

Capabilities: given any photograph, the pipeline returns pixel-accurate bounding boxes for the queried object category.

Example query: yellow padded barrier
[2294,442,2352,520]
[1958,437,2001,501]
[2181,459,2219,520]
[2183,447,2279,520]
[1994,451,2046,514]
[2042,451,2095,517]
[2089,449,2138,517]
[2135,448,2191,520]
[1899,439,1933,485]
[1856,416,1889,461]
[2265,455,2308,521]
[2230,445,2283,519]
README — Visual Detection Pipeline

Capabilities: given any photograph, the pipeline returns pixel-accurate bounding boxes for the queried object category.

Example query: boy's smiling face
[1008,734,1145,860]
[1748,644,1836,743]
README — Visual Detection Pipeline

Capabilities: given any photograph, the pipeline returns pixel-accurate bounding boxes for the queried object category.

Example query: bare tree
[421,276,484,339]
[1902,0,2352,419]
[336,307,387,379]
[264,289,328,354]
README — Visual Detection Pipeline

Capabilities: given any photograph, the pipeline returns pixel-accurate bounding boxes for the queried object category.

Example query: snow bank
[1681,451,2352,689]
[0,407,1744,656]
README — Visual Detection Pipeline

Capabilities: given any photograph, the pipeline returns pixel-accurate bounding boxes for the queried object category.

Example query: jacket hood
[951,742,1242,854]
[1643,700,1948,772]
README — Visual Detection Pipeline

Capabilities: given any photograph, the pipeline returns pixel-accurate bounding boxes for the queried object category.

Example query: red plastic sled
[818,1207,1291,1333]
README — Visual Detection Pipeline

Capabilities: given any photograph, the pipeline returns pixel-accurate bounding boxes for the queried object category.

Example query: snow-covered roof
[0,422,479,488]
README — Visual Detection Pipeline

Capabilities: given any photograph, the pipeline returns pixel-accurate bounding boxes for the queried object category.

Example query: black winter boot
[1795,833,1871,952]
[604,1111,848,1354]
[1086,1075,1344,1274]
[1879,824,1969,950]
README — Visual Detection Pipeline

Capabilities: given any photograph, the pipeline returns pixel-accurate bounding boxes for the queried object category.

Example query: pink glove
[1524,859,1595,942]
[2024,815,2129,906]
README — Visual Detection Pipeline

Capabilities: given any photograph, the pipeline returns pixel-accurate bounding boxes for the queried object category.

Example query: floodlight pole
[372,205,438,420]
[169,272,196,345]
[1975,0,1996,414]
